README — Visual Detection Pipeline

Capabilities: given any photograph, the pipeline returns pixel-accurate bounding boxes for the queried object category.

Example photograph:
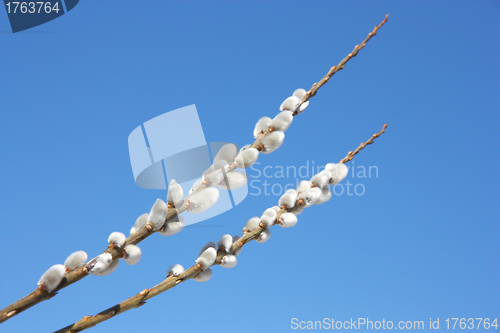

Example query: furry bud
[213,143,237,164]
[108,232,126,248]
[293,89,309,113]
[279,189,297,209]
[314,186,332,205]
[148,199,169,231]
[253,116,272,138]
[279,95,300,112]
[260,208,277,228]
[220,254,237,268]
[296,180,311,194]
[297,101,309,113]
[298,187,322,206]
[159,215,185,236]
[293,205,305,216]
[189,178,203,194]
[242,217,260,233]
[38,264,65,292]
[217,234,233,253]
[199,241,216,256]
[167,179,184,206]
[123,245,142,265]
[194,268,212,282]
[278,213,298,228]
[310,170,332,189]
[260,131,285,154]
[167,264,185,277]
[270,111,293,132]
[130,213,148,235]
[64,251,88,272]
[187,187,220,214]
[234,148,259,169]
[256,229,271,243]
[232,235,242,256]
[92,259,119,276]
[271,205,281,213]
[87,253,113,275]
[196,247,216,270]
[219,171,247,190]
[203,168,225,187]
[325,163,348,185]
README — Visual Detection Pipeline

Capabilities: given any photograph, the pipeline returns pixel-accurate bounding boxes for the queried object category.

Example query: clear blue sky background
[1,1,498,332]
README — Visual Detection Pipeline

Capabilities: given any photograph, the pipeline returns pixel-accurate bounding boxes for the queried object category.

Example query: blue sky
[1,1,498,332]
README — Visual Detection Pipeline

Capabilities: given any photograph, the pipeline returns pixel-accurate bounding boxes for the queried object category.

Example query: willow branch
[54,124,387,333]
[339,124,388,163]
[0,14,389,324]
[297,14,389,111]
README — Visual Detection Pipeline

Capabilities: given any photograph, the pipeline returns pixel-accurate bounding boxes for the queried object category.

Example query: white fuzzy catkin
[194,268,212,283]
[270,111,293,132]
[199,241,216,256]
[299,187,322,206]
[92,259,119,277]
[213,143,237,164]
[189,178,203,194]
[148,199,169,231]
[271,205,281,213]
[130,213,148,235]
[253,116,272,138]
[293,88,307,100]
[108,232,126,248]
[279,95,300,112]
[159,215,185,236]
[88,253,113,275]
[38,264,65,293]
[167,264,185,277]
[256,229,271,243]
[314,186,332,205]
[123,245,142,265]
[217,234,233,253]
[234,148,259,169]
[232,235,242,256]
[260,131,285,154]
[298,187,322,206]
[325,163,348,185]
[167,179,184,206]
[64,251,88,272]
[220,254,237,268]
[260,208,277,228]
[219,171,247,190]
[293,89,309,113]
[242,217,260,233]
[196,247,216,270]
[279,189,298,209]
[278,213,298,228]
[187,187,220,214]
[310,170,332,189]
[203,167,225,187]
[296,180,311,194]
[297,101,309,113]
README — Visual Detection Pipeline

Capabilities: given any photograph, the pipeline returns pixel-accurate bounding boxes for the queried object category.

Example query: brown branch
[339,124,388,164]
[297,14,389,112]
[54,124,387,333]
[0,14,389,325]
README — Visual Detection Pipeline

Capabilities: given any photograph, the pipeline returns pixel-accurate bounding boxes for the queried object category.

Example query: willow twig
[54,124,388,333]
[0,14,389,324]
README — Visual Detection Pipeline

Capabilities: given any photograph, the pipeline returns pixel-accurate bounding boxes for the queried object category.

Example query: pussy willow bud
[270,111,293,132]
[64,251,88,272]
[234,148,259,169]
[196,247,216,270]
[123,245,142,265]
[219,171,247,190]
[253,116,272,138]
[325,163,348,185]
[167,179,184,206]
[187,187,220,214]
[130,213,148,235]
[148,199,169,231]
[260,131,285,154]
[38,264,65,293]
[108,232,126,249]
